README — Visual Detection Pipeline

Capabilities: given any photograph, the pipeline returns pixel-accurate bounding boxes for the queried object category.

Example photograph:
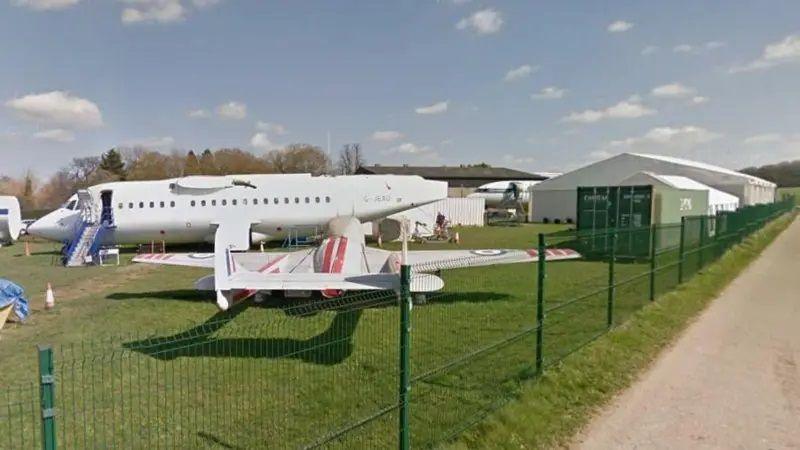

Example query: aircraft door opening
[100,190,114,226]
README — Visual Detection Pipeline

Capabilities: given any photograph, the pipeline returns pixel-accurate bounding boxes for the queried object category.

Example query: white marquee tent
[529,153,774,223]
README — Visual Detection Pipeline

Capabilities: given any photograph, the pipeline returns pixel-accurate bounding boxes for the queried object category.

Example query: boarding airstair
[62,190,110,267]
[499,183,528,220]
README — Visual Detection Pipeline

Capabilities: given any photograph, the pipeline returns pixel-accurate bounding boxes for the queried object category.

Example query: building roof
[622,172,740,207]
[534,152,776,192]
[630,153,775,187]
[356,165,546,181]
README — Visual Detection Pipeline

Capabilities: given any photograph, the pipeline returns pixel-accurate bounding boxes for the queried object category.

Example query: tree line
[741,159,800,187]
[0,143,366,212]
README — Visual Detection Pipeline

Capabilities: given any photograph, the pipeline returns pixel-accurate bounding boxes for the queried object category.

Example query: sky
[1,0,799,177]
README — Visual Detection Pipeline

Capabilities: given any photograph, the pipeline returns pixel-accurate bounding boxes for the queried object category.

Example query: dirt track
[574,217,800,449]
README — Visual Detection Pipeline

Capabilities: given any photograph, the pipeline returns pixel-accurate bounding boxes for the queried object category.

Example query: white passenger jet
[27,174,447,247]
[467,180,542,208]
[133,215,581,310]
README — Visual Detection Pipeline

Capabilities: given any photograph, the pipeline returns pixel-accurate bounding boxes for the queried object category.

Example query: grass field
[448,211,796,449]
[777,186,800,203]
[0,215,783,449]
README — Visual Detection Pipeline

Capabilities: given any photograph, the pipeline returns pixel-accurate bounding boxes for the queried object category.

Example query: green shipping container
[576,186,653,258]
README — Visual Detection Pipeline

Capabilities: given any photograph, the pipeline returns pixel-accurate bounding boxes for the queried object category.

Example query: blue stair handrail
[62,220,90,265]
[87,226,108,262]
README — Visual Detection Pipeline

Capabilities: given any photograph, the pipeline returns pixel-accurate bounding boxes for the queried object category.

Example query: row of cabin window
[117,196,332,210]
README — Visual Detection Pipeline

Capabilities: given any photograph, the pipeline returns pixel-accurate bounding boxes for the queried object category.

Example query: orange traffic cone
[45,283,55,310]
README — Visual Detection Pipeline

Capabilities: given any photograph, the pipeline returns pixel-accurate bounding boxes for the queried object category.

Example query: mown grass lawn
[0,216,779,449]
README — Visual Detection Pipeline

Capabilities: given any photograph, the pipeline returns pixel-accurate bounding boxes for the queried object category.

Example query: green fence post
[38,345,56,450]
[699,216,706,269]
[678,217,686,284]
[536,233,546,375]
[607,230,616,328]
[398,264,411,450]
[649,224,657,301]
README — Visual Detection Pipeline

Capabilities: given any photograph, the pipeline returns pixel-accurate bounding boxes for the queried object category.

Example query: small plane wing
[227,272,444,292]
[406,248,580,272]
[134,252,217,268]
[133,250,306,271]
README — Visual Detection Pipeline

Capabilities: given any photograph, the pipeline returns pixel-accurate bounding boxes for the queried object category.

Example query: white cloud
[187,108,210,119]
[121,0,186,24]
[371,130,404,142]
[674,41,727,54]
[740,133,800,165]
[603,126,721,154]
[415,100,448,115]
[12,0,80,11]
[704,41,726,50]
[386,142,437,157]
[743,133,785,145]
[121,136,176,149]
[501,154,536,168]
[641,45,658,56]
[6,91,103,129]
[651,83,696,98]
[607,20,633,33]
[531,86,567,100]
[691,96,709,105]
[191,0,220,8]
[503,64,536,82]
[256,121,287,135]
[456,8,503,35]
[730,34,800,73]
[33,128,75,143]
[216,101,247,120]
[250,132,277,150]
[562,97,655,124]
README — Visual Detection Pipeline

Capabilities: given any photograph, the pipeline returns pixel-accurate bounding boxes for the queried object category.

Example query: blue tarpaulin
[0,278,30,321]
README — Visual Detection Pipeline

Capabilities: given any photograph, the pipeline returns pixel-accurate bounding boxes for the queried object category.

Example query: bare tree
[337,143,365,175]
[265,144,331,176]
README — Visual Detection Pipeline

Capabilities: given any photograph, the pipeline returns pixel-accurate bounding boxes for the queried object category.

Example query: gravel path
[574,216,800,450]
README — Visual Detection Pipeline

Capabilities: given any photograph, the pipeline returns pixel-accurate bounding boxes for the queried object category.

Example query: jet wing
[406,248,580,272]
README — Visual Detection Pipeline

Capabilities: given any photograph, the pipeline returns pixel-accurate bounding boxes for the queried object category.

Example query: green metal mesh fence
[0,197,794,449]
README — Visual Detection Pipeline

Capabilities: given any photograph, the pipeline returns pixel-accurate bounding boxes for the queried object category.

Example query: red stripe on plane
[321,238,336,273]
[331,237,348,273]
[322,237,348,298]
[256,254,286,274]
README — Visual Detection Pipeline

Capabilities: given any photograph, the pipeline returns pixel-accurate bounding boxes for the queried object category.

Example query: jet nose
[27,215,63,242]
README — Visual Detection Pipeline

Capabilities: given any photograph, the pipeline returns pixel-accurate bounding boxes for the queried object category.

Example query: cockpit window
[66,200,77,210]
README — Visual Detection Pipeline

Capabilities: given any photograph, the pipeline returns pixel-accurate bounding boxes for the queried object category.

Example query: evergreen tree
[199,149,218,175]
[184,150,201,175]
[100,149,126,178]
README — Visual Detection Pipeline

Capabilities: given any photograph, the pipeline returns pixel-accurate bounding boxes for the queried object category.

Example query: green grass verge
[446,212,797,450]
[777,186,800,204]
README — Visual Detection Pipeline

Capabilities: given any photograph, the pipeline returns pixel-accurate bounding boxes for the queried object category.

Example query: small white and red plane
[134,216,580,310]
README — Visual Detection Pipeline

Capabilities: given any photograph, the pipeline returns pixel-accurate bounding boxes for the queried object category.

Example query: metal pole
[699,216,706,269]
[607,230,616,328]
[398,264,411,450]
[536,233,546,375]
[649,224,657,301]
[38,345,57,450]
[678,217,686,284]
